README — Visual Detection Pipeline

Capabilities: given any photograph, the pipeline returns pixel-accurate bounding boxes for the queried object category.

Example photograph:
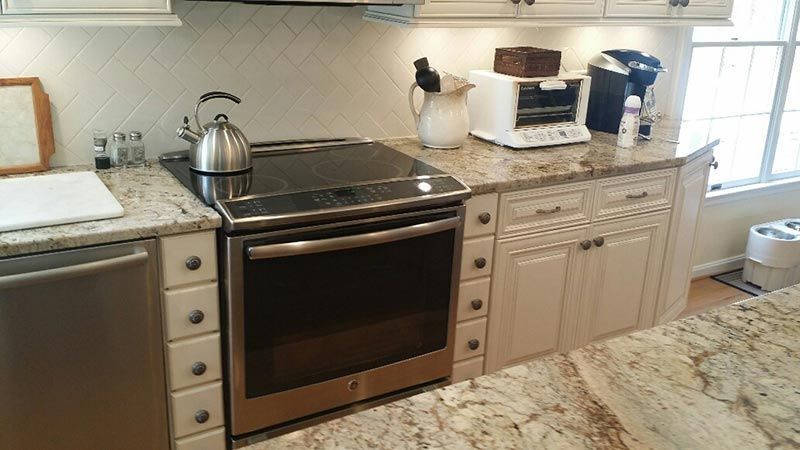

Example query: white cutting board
[0,171,124,232]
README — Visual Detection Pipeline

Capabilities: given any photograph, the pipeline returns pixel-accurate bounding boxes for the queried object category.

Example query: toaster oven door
[515,79,583,128]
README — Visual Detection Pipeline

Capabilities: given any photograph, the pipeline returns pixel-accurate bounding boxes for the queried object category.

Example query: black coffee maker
[586,49,666,138]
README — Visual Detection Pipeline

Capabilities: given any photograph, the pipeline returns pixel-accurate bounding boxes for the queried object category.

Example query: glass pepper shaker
[111,132,129,168]
[128,131,146,167]
[93,129,111,170]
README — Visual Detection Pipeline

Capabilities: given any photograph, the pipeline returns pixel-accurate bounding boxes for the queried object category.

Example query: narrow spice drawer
[175,427,225,450]
[498,181,594,237]
[457,277,490,322]
[460,236,494,281]
[464,193,498,238]
[453,317,487,362]
[593,169,676,221]
[452,356,484,384]
[160,231,218,289]
[170,382,224,439]
[167,333,222,391]
[163,283,220,341]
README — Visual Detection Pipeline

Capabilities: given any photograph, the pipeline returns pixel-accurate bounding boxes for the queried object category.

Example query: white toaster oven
[467,70,592,149]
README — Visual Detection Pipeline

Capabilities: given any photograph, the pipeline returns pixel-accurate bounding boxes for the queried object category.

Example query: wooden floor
[679,277,754,319]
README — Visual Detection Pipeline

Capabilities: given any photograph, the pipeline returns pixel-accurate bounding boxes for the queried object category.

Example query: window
[680,0,800,190]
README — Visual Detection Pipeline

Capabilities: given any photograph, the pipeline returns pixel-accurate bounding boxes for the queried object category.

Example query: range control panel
[224,176,468,220]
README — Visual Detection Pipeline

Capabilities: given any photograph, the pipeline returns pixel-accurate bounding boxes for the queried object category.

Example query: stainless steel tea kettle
[177,91,252,174]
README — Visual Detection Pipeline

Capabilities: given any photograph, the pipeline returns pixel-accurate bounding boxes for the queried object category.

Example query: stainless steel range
[160,138,471,447]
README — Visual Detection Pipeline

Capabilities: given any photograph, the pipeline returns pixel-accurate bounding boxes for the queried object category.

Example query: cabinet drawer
[460,236,494,281]
[175,427,225,450]
[160,231,217,289]
[167,333,222,391]
[164,283,220,341]
[454,317,487,362]
[171,382,224,439]
[464,193,498,238]
[498,181,594,237]
[457,277,490,322]
[593,169,676,221]
[452,356,484,384]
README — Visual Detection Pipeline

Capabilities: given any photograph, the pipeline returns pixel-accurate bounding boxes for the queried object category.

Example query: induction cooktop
[160,138,471,233]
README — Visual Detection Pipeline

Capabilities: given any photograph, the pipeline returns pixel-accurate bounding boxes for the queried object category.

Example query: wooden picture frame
[0,77,55,175]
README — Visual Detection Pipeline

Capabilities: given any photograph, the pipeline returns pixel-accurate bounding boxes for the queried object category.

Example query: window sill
[705,176,800,207]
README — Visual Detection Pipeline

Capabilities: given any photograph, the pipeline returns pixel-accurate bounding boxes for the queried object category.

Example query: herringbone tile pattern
[0,1,679,165]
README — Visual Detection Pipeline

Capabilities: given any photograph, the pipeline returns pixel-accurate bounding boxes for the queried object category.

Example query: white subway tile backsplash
[0,0,680,166]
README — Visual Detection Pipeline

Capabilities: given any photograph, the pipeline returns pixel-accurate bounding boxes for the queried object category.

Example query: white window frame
[673,0,800,192]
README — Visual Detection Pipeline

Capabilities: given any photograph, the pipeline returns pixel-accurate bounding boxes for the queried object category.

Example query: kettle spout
[177,116,201,145]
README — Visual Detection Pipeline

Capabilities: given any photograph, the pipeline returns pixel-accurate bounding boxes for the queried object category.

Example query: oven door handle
[246,216,461,260]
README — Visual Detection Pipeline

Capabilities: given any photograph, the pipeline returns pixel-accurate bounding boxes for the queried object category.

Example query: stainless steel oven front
[223,204,465,442]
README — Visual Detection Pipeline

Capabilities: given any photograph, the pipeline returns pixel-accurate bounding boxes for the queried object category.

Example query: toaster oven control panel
[504,124,592,148]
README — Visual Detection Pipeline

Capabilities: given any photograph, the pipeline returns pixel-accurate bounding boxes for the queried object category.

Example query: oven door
[224,206,464,437]
[515,79,584,128]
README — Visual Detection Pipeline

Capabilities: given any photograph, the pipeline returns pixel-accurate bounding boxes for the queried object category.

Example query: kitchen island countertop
[0,163,220,258]
[387,120,716,195]
[248,284,800,450]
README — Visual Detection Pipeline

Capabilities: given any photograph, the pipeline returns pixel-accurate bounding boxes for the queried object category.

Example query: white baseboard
[692,254,746,279]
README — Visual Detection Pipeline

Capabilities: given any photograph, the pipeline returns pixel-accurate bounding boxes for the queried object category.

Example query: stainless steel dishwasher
[0,240,169,450]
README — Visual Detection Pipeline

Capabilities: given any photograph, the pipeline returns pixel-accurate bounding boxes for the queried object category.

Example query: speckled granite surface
[248,285,799,450]
[0,163,220,258]
[386,120,717,195]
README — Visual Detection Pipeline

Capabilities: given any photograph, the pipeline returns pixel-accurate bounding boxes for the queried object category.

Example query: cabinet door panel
[578,212,669,345]
[2,0,170,14]
[604,0,670,17]
[657,153,712,324]
[674,0,732,18]
[486,227,589,373]
[417,0,518,17]
[518,0,604,17]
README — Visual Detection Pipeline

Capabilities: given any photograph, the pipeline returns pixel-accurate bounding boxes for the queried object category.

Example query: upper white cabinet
[518,0,605,18]
[365,0,734,26]
[0,0,179,26]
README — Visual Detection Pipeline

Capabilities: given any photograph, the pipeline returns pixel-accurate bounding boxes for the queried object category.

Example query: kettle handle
[194,91,241,131]
[408,82,421,128]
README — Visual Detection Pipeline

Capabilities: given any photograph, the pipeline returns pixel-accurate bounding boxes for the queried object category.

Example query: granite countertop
[387,120,717,195]
[0,163,220,258]
[250,285,800,450]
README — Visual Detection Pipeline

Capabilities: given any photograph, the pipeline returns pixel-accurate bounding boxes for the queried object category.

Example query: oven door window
[515,80,582,128]
[241,215,456,398]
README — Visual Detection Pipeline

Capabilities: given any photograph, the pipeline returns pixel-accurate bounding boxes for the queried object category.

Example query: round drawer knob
[192,361,207,376]
[347,380,359,391]
[580,240,592,251]
[474,257,487,269]
[468,339,480,351]
[593,237,605,248]
[185,256,202,271]
[194,409,209,424]
[188,309,205,325]
[471,299,483,311]
[478,212,492,225]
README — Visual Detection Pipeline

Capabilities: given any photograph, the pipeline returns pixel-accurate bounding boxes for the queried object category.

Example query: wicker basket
[493,47,562,78]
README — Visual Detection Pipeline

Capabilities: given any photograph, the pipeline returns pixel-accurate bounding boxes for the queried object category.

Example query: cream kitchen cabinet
[518,0,606,18]
[0,0,179,26]
[574,211,669,346]
[655,152,714,324]
[604,0,733,18]
[416,0,517,17]
[485,159,711,374]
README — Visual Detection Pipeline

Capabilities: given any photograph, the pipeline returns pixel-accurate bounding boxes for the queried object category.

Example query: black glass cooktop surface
[160,140,443,207]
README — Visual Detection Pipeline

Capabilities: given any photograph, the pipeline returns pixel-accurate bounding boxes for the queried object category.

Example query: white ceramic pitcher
[408,80,475,149]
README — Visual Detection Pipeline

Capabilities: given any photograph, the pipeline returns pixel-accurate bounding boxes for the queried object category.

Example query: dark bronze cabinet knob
[580,240,592,251]
[468,339,480,350]
[510,0,521,4]
[478,212,492,225]
[524,0,535,5]
[185,256,202,271]
[669,0,679,5]
[192,361,207,376]
[194,410,209,424]
[593,237,605,247]
[188,309,205,325]
[679,0,689,6]
[471,299,483,311]
[474,257,487,269]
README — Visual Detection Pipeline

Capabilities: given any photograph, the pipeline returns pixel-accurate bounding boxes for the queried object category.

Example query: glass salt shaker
[111,132,129,168]
[128,131,146,167]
